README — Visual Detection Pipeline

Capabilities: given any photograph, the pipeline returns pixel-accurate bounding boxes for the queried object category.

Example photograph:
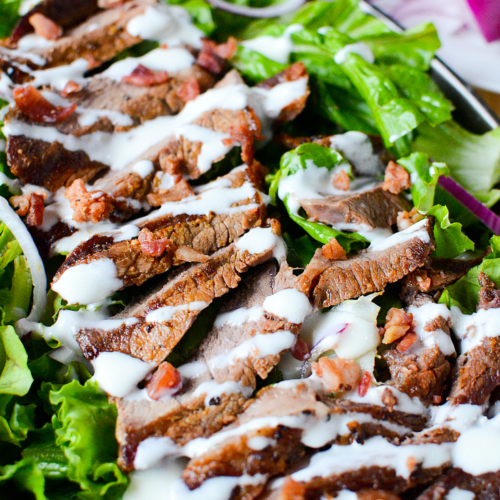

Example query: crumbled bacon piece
[122,65,169,86]
[138,228,176,257]
[406,456,417,474]
[98,0,124,7]
[13,85,76,123]
[212,37,237,59]
[397,332,418,352]
[397,207,424,231]
[65,179,114,223]
[381,307,414,344]
[196,39,231,74]
[357,371,372,397]
[28,13,62,40]
[433,395,442,405]
[358,490,401,500]
[382,160,411,194]
[312,357,361,393]
[291,337,310,361]
[174,246,209,263]
[381,387,397,410]
[278,478,306,500]
[321,238,347,261]
[179,78,200,103]
[61,80,83,97]
[332,170,350,191]
[10,192,45,227]
[227,108,264,165]
[146,362,183,400]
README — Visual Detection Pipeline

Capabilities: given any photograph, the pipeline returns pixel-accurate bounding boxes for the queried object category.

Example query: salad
[0,0,500,499]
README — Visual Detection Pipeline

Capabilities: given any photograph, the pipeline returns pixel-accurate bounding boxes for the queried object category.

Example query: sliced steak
[1,0,156,72]
[449,273,500,406]
[75,224,282,363]
[52,164,266,289]
[298,218,436,309]
[382,294,454,405]
[115,261,303,471]
[417,468,500,500]
[298,185,411,230]
[182,381,428,498]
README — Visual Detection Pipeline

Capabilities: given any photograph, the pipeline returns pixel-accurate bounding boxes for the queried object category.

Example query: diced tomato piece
[358,371,372,397]
[146,362,183,400]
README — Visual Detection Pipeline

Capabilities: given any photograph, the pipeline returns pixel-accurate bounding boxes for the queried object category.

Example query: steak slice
[52,164,266,289]
[382,294,454,405]
[298,218,436,309]
[1,0,156,72]
[298,185,411,230]
[417,468,500,500]
[449,273,500,406]
[182,381,429,498]
[75,223,283,363]
[6,63,215,137]
[115,261,304,471]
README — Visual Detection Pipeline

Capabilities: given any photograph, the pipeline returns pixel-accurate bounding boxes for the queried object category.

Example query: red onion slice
[206,0,305,18]
[438,176,500,235]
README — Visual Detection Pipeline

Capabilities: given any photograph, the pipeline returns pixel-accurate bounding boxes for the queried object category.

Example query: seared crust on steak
[115,261,301,470]
[52,165,266,288]
[298,218,436,309]
[75,222,281,363]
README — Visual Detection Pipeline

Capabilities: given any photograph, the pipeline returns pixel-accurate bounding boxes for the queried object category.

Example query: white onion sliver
[207,0,305,18]
[0,197,47,331]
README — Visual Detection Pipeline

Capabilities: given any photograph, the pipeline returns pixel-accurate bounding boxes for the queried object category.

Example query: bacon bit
[381,307,414,344]
[358,491,402,500]
[138,228,176,257]
[406,456,417,474]
[212,37,237,59]
[98,0,125,7]
[65,179,114,223]
[122,65,169,86]
[357,371,372,397]
[196,39,227,74]
[278,478,306,500]
[10,192,45,226]
[61,80,83,97]
[312,357,361,393]
[174,246,209,263]
[397,332,418,352]
[397,207,424,231]
[291,337,310,361]
[382,161,411,194]
[381,387,397,410]
[433,395,442,405]
[146,362,183,400]
[179,78,200,103]
[28,13,62,40]
[13,85,76,123]
[332,170,350,191]
[228,108,264,165]
[321,238,347,261]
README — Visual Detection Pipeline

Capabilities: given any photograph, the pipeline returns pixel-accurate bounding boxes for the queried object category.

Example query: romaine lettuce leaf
[166,0,215,35]
[412,121,500,192]
[0,0,21,39]
[439,235,500,313]
[397,152,449,212]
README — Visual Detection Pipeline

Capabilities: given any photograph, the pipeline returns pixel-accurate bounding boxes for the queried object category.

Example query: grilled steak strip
[52,164,266,288]
[449,273,500,405]
[298,185,411,230]
[182,382,428,498]
[298,218,436,309]
[417,468,500,500]
[1,0,156,73]
[75,223,282,364]
[382,294,454,405]
[115,261,302,471]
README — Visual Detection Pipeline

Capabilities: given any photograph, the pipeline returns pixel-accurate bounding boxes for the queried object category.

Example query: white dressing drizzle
[446,488,475,500]
[334,43,375,65]
[408,303,455,356]
[262,288,312,324]
[213,305,264,328]
[51,258,123,305]
[368,218,431,252]
[91,351,155,397]
[240,24,303,64]
[451,305,500,354]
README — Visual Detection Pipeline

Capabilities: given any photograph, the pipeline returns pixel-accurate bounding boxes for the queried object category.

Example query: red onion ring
[206,0,306,18]
[438,175,500,235]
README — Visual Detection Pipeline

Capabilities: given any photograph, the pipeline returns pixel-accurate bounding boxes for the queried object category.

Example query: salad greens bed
[1,0,500,497]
